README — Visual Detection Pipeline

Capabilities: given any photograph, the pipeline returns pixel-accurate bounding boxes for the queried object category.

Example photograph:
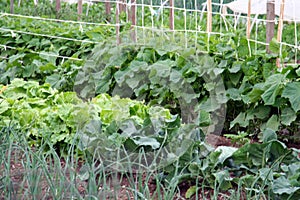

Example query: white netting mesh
[0,0,299,64]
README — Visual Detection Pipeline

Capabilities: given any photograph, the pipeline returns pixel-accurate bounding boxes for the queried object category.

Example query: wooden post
[78,0,83,21]
[266,0,275,53]
[246,0,251,39]
[105,1,111,22]
[10,0,14,14]
[116,1,121,44]
[206,0,212,33]
[130,0,137,42]
[56,0,61,15]
[169,0,174,30]
[276,0,285,67]
[120,0,126,13]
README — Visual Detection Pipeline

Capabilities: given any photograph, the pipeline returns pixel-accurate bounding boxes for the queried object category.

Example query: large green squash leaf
[273,176,300,195]
[261,74,285,105]
[282,82,300,112]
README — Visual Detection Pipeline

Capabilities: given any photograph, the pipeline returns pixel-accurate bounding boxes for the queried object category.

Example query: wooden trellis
[8,0,293,64]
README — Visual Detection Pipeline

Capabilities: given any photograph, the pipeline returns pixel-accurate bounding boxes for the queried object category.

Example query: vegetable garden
[1,0,300,199]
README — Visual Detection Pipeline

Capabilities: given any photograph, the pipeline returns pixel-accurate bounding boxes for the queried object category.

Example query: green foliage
[2,0,109,23]
[0,15,115,91]
[74,40,226,131]
[0,79,180,152]
[184,139,300,199]
[1,2,300,198]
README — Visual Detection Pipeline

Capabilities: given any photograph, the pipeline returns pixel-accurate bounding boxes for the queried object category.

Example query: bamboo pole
[266,0,275,53]
[169,0,174,30]
[206,0,212,33]
[246,0,251,39]
[276,0,285,67]
[10,0,14,14]
[78,0,83,21]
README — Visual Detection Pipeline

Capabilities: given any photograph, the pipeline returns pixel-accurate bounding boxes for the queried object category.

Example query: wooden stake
[105,1,111,22]
[266,0,275,53]
[130,0,137,42]
[206,0,212,33]
[276,0,285,67]
[120,0,126,13]
[55,0,60,13]
[78,0,83,21]
[10,0,14,14]
[169,0,174,30]
[116,1,121,44]
[246,0,251,39]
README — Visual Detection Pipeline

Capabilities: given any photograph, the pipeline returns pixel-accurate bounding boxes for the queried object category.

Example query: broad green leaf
[273,176,300,195]
[246,105,271,120]
[230,112,248,129]
[126,73,144,90]
[149,60,173,83]
[265,115,280,131]
[231,142,271,167]
[296,68,300,76]
[25,98,47,107]
[119,120,138,137]
[226,88,241,101]
[281,107,296,126]
[244,84,264,103]
[54,92,82,104]
[39,51,58,65]
[229,61,242,73]
[213,170,232,190]
[114,67,134,86]
[198,97,221,113]
[259,168,273,182]
[23,64,36,77]
[237,38,249,56]
[185,186,197,199]
[282,82,300,112]
[2,87,27,100]
[262,128,277,143]
[132,137,160,149]
[214,146,238,165]
[39,63,56,72]
[9,53,25,63]
[261,74,285,105]
[218,60,227,68]
[45,74,64,89]
[281,163,300,176]
[198,110,211,127]
[216,43,233,53]
[213,68,224,75]
[19,109,39,127]
[86,31,103,40]
[0,99,10,114]
[269,38,280,54]
[253,105,271,119]
[228,72,242,86]
[261,84,281,105]
[169,69,182,83]
[262,63,274,79]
